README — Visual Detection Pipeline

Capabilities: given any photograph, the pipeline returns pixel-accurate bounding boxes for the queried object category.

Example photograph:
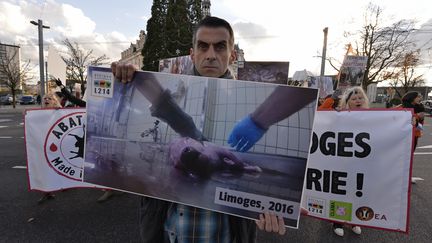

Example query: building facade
[119,30,146,68]
[0,43,21,93]
[202,0,211,17]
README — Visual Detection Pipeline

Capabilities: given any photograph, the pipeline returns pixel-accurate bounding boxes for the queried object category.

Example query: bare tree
[384,50,424,97]
[60,38,109,95]
[346,3,417,89]
[0,47,33,108]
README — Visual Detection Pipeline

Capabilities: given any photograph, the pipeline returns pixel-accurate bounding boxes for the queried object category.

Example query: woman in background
[401,91,424,150]
[38,92,62,203]
[331,86,369,237]
[401,91,424,184]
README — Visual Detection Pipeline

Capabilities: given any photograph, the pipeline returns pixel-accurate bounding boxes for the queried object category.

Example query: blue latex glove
[228,115,266,152]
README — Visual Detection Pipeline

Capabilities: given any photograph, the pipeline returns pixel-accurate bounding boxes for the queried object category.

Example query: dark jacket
[60,86,86,107]
[139,69,257,243]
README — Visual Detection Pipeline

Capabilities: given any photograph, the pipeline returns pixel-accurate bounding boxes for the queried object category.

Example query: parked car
[421,100,432,107]
[20,95,35,105]
[0,95,14,105]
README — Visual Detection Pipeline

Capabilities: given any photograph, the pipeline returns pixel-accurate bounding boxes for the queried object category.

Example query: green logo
[329,200,352,221]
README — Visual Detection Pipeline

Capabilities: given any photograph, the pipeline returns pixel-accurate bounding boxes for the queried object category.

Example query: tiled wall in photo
[204,79,316,159]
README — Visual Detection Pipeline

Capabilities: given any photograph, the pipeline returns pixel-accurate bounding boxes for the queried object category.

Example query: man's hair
[192,16,234,47]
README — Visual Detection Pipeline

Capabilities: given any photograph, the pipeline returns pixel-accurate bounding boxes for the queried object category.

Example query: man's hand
[228,115,266,152]
[111,62,138,83]
[256,212,286,235]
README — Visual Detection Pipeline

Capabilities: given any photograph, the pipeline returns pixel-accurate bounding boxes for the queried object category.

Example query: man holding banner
[112,16,286,243]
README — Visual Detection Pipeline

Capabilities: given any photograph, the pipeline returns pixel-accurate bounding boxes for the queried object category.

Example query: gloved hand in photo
[228,115,266,152]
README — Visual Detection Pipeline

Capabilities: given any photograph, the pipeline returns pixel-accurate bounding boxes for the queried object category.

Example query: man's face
[190,27,236,78]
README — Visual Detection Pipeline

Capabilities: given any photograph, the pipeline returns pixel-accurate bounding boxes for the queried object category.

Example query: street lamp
[30,19,50,103]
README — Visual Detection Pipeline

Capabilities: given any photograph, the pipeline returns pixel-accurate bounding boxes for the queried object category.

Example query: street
[1,105,431,242]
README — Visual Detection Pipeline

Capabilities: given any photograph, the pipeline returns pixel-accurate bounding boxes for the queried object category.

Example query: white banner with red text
[25,108,104,191]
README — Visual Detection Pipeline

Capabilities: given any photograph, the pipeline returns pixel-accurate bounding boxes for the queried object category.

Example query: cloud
[233,22,268,44]
[55,4,96,37]
[0,1,29,35]
[0,0,133,83]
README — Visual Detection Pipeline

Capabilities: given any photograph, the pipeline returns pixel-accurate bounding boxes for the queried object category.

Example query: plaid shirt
[164,204,231,243]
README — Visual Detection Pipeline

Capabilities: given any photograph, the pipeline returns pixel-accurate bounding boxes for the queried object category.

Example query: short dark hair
[192,16,234,47]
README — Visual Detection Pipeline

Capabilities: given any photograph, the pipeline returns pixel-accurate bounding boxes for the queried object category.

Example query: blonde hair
[339,86,369,109]
[43,92,62,108]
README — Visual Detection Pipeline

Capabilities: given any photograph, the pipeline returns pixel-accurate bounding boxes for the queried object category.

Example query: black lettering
[355,133,371,158]
[331,171,347,195]
[306,168,322,191]
[227,195,237,203]
[269,201,275,210]
[237,197,243,204]
[320,132,336,155]
[219,191,225,201]
[52,130,63,139]
[58,164,65,171]
[337,132,353,157]
[249,200,256,207]
[58,122,68,132]
[310,132,318,153]
[76,115,83,125]
[70,170,75,176]
[323,170,330,192]
[64,166,71,173]
[243,198,249,208]
[51,157,63,166]
[256,200,262,208]
[69,117,77,128]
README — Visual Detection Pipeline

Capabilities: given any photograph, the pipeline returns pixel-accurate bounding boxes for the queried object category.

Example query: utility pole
[45,61,49,93]
[320,27,328,97]
[30,19,50,103]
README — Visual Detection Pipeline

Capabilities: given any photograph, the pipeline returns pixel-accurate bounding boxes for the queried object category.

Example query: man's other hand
[256,212,286,235]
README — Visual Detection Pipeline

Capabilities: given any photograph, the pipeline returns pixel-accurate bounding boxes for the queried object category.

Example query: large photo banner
[84,66,318,228]
[302,110,413,232]
[25,108,104,191]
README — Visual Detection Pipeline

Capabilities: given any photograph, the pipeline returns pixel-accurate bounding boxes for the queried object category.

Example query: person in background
[54,78,115,200]
[331,86,368,237]
[112,16,286,243]
[401,91,424,149]
[401,91,424,184]
[319,89,342,110]
[54,79,86,107]
[36,94,41,105]
[38,92,63,203]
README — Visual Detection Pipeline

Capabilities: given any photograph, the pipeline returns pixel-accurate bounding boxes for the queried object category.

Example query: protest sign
[25,108,103,191]
[237,61,289,85]
[158,55,193,75]
[338,55,368,91]
[302,110,412,232]
[84,66,318,228]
